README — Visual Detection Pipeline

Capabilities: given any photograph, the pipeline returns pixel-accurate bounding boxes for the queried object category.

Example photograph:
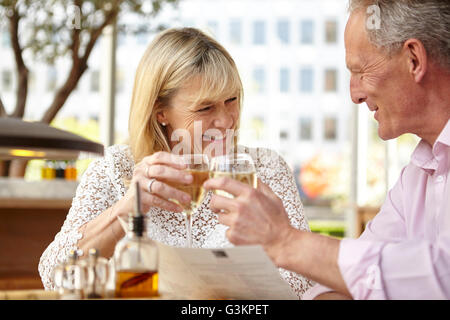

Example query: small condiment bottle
[114,182,159,298]
[58,250,84,299]
[80,248,109,299]
[64,160,77,180]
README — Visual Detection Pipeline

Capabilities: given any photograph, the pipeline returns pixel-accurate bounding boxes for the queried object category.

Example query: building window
[1,70,12,91]
[183,19,196,28]
[324,69,337,92]
[277,19,290,44]
[116,69,125,93]
[136,32,148,46]
[299,67,314,93]
[253,20,266,45]
[324,116,337,141]
[325,20,338,44]
[207,21,219,38]
[46,67,57,92]
[253,67,266,93]
[251,116,266,140]
[300,20,314,44]
[280,68,290,93]
[117,33,126,47]
[280,130,289,140]
[1,31,10,47]
[299,117,313,141]
[229,19,242,44]
[91,70,100,92]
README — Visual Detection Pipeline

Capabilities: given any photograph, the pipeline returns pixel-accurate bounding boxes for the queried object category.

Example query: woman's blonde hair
[128,27,244,164]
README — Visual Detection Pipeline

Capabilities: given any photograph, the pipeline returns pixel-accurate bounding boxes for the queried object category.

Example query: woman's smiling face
[157,75,240,158]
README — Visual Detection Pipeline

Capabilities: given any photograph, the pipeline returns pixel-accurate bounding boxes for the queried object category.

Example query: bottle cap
[67,249,78,263]
[128,182,145,237]
[88,248,99,260]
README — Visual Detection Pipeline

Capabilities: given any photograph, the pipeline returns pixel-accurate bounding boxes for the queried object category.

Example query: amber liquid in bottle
[115,270,159,298]
[114,182,159,298]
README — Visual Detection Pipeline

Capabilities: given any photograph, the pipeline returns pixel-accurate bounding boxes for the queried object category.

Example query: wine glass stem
[185,211,193,248]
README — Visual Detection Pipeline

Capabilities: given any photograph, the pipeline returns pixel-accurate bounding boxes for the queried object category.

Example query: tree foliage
[0,0,178,176]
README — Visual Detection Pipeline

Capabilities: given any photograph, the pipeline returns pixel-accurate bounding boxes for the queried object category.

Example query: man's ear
[403,38,428,83]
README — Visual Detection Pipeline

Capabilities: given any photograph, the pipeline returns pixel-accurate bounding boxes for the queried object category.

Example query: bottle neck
[126,230,143,239]
[127,215,145,238]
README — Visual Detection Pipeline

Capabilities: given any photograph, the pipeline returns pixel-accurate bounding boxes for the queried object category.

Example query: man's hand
[204,177,294,266]
[205,176,351,297]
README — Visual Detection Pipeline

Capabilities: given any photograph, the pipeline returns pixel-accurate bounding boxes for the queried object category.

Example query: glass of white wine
[167,154,209,248]
[209,153,257,198]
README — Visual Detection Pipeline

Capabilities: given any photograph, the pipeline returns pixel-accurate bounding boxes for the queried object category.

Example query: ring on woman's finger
[147,178,157,194]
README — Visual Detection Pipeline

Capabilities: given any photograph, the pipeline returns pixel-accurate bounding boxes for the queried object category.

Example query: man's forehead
[345,11,369,47]
[344,11,373,69]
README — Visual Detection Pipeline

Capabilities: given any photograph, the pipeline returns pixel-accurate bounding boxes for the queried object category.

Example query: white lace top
[38,144,314,298]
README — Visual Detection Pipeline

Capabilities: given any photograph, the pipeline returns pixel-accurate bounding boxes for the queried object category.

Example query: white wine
[166,169,209,211]
[210,171,257,198]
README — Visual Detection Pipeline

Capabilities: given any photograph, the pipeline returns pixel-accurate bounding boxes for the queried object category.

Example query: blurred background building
[0,0,419,237]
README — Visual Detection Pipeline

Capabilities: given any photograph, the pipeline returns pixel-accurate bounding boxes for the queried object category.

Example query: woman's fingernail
[184,174,193,182]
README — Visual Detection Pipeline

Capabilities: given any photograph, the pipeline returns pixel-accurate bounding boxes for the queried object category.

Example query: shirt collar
[433,118,450,154]
[411,118,450,174]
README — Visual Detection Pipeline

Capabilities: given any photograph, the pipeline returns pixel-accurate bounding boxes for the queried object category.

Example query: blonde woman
[38,27,314,298]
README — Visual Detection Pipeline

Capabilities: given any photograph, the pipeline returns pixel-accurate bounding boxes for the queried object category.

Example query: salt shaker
[80,248,109,299]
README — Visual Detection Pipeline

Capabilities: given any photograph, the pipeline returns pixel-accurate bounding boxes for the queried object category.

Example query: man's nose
[350,76,367,104]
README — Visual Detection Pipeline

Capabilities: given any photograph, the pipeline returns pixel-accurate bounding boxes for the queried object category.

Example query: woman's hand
[116,151,193,216]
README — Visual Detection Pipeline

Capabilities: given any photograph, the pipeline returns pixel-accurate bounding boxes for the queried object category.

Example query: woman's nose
[213,105,234,129]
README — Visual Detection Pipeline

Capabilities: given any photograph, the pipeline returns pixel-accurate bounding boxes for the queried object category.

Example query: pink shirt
[303,118,450,300]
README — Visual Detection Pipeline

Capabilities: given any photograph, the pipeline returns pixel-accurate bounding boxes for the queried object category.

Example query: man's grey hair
[348,0,450,70]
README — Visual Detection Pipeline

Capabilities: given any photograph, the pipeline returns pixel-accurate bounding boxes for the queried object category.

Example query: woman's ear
[156,110,169,127]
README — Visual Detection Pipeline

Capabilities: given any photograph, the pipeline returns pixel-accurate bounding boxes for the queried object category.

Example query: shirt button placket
[434,172,446,237]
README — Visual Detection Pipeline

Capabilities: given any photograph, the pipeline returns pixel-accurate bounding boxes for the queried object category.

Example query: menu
[156,242,298,300]
[117,216,297,300]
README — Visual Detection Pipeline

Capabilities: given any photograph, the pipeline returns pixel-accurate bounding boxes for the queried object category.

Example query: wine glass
[168,154,209,247]
[209,153,257,198]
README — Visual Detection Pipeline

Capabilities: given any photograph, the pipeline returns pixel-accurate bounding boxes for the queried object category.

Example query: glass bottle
[65,160,77,180]
[46,161,56,180]
[80,248,109,299]
[55,161,66,179]
[41,161,48,180]
[54,250,84,299]
[114,182,159,298]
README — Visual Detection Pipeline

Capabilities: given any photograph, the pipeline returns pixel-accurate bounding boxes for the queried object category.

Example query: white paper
[116,216,297,300]
[157,243,297,300]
